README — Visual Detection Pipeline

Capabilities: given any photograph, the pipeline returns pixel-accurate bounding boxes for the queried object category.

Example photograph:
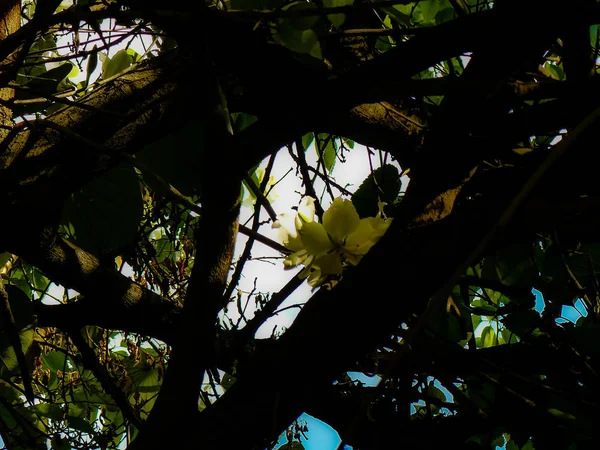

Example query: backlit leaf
[323,0,354,27]
[352,165,401,218]
[102,49,133,79]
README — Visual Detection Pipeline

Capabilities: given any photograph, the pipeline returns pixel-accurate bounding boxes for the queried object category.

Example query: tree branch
[8,229,180,344]
[67,328,144,430]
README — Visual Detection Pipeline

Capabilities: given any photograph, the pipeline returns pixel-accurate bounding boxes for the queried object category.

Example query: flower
[242,168,279,208]
[273,196,392,288]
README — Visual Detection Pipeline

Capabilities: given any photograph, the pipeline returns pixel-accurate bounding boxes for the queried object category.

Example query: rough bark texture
[0,0,19,139]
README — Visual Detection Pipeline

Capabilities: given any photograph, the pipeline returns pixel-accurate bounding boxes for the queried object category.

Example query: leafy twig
[243,174,278,222]
[290,140,324,218]
[67,328,144,430]
[0,278,35,404]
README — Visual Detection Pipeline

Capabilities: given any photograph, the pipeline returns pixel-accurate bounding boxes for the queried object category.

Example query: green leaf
[82,326,103,347]
[1,285,34,330]
[323,0,354,28]
[385,4,415,26]
[20,63,73,92]
[352,164,401,218]
[0,285,36,376]
[316,135,337,173]
[491,434,505,448]
[62,164,143,257]
[152,236,179,265]
[482,243,537,287]
[465,434,484,446]
[472,314,482,331]
[542,63,565,81]
[0,252,10,268]
[126,48,141,62]
[279,443,305,450]
[232,112,258,132]
[84,45,98,88]
[426,383,446,402]
[230,0,284,9]
[342,137,354,149]
[479,325,495,348]
[31,403,64,420]
[27,263,50,294]
[500,327,517,344]
[102,49,133,80]
[277,22,322,58]
[419,0,452,25]
[51,435,72,450]
[41,351,67,372]
[302,132,314,150]
[506,440,520,450]
[13,63,74,115]
[547,408,576,421]
[129,354,162,394]
[67,416,95,434]
[429,297,469,343]
[375,34,392,53]
[521,441,536,450]
[221,373,237,391]
[282,2,320,30]
[0,325,34,374]
[433,4,455,25]
[502,310,540,337]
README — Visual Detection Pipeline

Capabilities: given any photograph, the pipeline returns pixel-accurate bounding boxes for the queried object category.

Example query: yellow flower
[242,169,279,208]
[273,197,392,288]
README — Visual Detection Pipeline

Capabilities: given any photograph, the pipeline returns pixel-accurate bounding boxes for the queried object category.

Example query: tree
[1,0,600,448]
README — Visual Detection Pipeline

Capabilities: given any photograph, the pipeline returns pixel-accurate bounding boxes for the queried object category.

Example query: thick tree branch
[131,17,242,446]
[8,229,179,343]
[0,52,184,218]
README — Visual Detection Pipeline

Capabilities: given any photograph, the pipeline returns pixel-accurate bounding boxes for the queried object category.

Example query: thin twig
[290,140,324,218]
[554,231,596,315]
[241,275,304,339]
[0,279,35,404]
[313,134,335,200]
[67,328,144,430]
[225,156,276,302]
[243,174,278,222]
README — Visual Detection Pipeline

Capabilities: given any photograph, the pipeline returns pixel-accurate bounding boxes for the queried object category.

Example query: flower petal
[283,249,309,269]
[298,196,316,223]
[306,266,326,288]
[298,221,333,255]
[313,251,343,275]
[323,197,360,243]
[343,217,393,263]
[273,213,306,251]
